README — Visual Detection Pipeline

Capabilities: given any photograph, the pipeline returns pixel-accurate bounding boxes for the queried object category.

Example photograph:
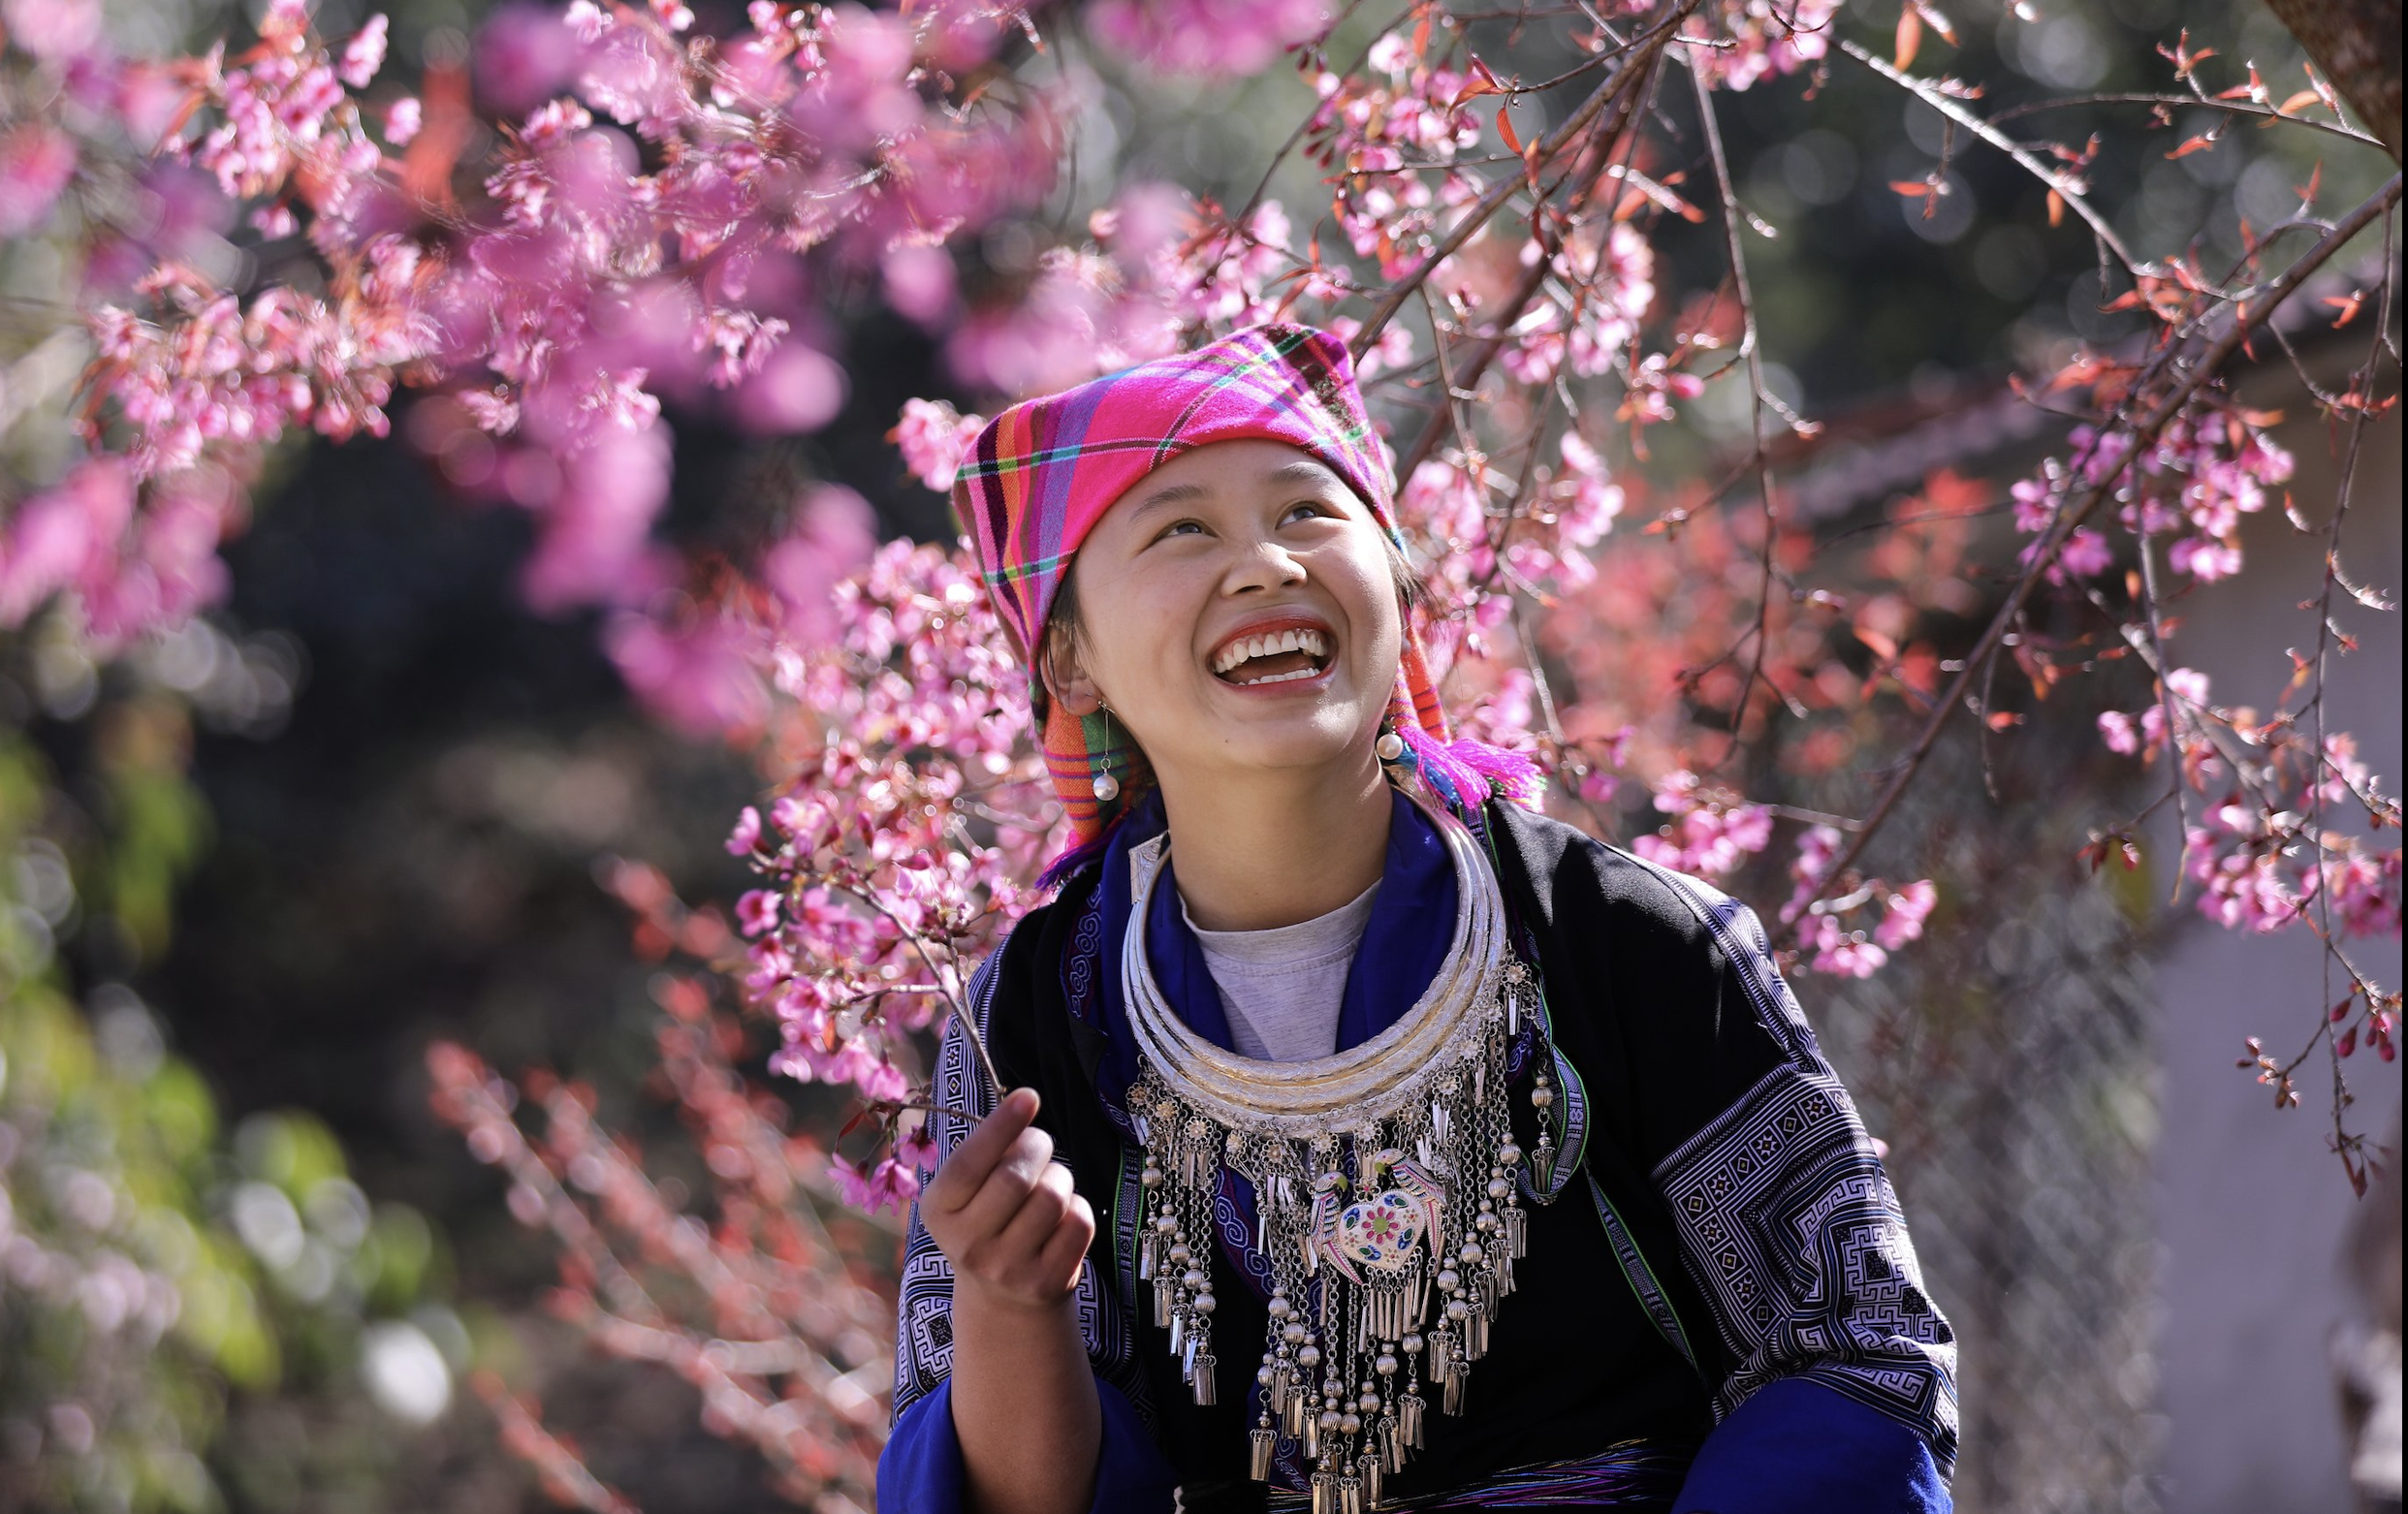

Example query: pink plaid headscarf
[954,322,1528,847]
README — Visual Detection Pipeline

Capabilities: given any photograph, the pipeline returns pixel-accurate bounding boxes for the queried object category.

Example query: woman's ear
[1040,633,1107,719]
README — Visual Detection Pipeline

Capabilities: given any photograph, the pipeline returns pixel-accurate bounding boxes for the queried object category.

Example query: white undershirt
[1180,880,1380,1062]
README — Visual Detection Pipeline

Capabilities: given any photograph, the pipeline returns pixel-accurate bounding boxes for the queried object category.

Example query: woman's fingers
[1034,1193,1097,1289]
[949,1122,1056,1245]
[922,1087,1038,1215]
[991,1159,1075,1263]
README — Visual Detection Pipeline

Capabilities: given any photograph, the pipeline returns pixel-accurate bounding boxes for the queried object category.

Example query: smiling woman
[881,325,1958,1514]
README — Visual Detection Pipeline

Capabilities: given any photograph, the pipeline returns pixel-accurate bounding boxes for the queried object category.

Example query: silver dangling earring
[1376,725,1407,764]
[1093,705,1122,804]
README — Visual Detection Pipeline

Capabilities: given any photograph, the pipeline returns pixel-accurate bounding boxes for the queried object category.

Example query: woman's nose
[1222,537,1308,594]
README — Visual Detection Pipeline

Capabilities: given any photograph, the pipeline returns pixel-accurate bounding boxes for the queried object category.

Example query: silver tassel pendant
[1139,1231,1158,1281]
[1533,1131,1556,1192]
[1505,1205,1528,1260]
[1442,1358,1466,1417]
[1398,1392,1426,1450]
[1190,1351,1217,1406]
[1339,1472,1364,1514]
[1311,1470,1339,1514]
[1250,1422,1277,1482]
[1154,1278,1174,1328]
[1358,1454,1384,1509]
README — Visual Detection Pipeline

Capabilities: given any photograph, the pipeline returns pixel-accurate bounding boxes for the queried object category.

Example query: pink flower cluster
[1781,826,1940,979]
[1087,0,1337,79]
[726,538,1048,1106]
[0,458,238,645]
[2012,405,2292,589]
[1686,0,1840,92]
[1632,769,1774,879]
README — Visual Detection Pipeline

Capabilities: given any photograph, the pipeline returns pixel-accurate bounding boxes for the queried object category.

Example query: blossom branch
[1770,169,2405,954]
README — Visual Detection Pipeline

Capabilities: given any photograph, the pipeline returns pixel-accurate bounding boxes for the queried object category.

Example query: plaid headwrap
[953,322,1467,846]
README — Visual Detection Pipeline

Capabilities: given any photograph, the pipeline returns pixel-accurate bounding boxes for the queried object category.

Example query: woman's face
[1045,438,1403,794]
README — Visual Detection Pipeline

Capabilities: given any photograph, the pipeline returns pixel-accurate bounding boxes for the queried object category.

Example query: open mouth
[1210,624,1334,687]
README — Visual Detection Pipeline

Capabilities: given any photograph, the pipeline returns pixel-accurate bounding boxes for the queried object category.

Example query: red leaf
[1894,5,1922,71]
[1494,104,1523,157]
[2046,188,2066,226]
[2165,134,2217,159]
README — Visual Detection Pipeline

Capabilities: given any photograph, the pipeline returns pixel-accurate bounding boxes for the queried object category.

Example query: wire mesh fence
[1805,747,2164,1514]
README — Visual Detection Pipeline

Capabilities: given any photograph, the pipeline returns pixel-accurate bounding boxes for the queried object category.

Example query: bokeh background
[1,0,2398,1510]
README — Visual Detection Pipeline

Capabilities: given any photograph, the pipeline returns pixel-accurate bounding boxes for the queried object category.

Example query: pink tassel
[1398,725,1543,810]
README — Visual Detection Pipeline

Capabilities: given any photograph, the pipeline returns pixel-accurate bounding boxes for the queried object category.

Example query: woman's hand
[921,1087,1105,1514]
[921,1087,1097,1309]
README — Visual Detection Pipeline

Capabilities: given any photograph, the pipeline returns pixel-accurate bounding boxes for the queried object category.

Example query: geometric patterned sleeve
[890,948,1003,1419]
[878,948,1178,1514]
[1625,859,1961,1478]
[887,946,1128,1418]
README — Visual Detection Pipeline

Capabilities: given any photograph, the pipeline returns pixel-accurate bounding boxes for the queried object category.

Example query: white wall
[2150,375,2402,1513]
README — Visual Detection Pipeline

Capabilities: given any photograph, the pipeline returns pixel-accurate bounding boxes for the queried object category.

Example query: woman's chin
[1207,716,1385,782]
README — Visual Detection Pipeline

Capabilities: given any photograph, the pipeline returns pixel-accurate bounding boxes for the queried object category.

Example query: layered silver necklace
[1122,782,1559,1514]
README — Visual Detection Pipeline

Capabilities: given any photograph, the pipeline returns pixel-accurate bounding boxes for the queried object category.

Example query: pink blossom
[1875,879,1938,950]
[2169,535,2241,582]
[890,398,985,492]
[761,486,877,646]
[3,0,101,61]
[603,609,770,739]
[0,459,138,629]
[0,126,78,237]
[337,15,389,88]
[1632,771,1773,880]
[830,1154,919,1214]
[895,1121,939,1174]
[726,805,763,856]
[736,889,782,936]
[2057,528,2112,579]
[1088,0,1336,79]
[734,344,846,434]
[384,97,423,145]
[1806,913,1888,977]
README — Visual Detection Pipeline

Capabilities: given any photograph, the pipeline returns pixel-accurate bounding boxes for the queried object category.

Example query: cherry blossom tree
[2,0,2399,1501]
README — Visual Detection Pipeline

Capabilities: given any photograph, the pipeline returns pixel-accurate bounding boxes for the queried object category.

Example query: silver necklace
[1123,781,1559,1513]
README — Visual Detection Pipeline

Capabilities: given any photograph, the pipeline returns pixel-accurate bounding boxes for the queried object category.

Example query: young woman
[877,324,1956,1514]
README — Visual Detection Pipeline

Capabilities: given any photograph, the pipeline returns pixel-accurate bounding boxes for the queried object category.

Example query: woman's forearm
[951,1280,1102,1514]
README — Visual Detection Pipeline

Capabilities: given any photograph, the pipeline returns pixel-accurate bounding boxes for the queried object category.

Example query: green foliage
[0,721,463,1511]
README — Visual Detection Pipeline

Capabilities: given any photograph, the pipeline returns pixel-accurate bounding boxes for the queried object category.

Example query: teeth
[1236,667,1319,686]
[1212,627,1331,675]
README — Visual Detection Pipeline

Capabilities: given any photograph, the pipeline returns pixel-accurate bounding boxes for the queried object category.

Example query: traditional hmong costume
[879,326,1957,1512]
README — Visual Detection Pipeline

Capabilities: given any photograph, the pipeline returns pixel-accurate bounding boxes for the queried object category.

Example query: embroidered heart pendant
[1337,1191,1426,1273]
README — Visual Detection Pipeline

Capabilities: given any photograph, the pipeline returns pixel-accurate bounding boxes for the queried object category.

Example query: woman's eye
[1156,519,1206,540]
[1283,501,1331,524]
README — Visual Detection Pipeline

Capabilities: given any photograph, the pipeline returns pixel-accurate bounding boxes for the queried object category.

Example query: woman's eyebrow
[1261,460,1343,489]
[1128,460,1343,520]
[1129,480,1212,518]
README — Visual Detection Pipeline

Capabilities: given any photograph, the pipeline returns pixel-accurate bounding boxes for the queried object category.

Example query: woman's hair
[1029,527,1424,729]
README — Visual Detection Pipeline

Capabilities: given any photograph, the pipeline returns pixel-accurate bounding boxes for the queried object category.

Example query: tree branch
[1768,170,2404,953]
